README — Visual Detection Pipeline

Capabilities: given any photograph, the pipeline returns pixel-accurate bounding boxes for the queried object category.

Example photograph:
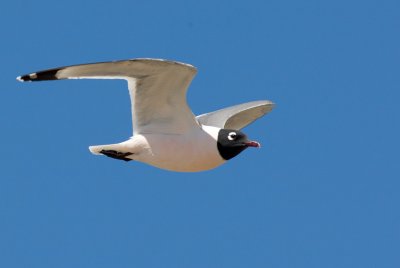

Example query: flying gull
[17,59,274,172]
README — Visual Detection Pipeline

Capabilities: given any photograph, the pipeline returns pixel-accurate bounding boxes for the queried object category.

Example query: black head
[217,129,260,160]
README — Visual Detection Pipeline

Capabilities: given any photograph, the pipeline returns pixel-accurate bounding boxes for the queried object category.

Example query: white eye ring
[228,132,237,141]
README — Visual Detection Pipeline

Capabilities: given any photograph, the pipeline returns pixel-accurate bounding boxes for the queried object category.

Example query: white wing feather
[18,59,199,135]
[196,100,275,129]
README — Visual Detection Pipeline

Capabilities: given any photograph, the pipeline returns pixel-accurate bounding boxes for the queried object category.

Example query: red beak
[244,141,261,148]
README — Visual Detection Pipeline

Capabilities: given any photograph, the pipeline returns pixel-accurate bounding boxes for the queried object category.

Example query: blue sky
[1,0,399,267]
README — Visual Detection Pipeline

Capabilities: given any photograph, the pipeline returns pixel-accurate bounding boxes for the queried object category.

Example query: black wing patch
[17,68,62,82]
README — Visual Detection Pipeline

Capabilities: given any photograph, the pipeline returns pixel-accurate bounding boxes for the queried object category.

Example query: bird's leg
[100,150,134,162]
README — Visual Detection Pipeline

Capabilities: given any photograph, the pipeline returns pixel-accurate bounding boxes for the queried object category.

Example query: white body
[90,125,224,172]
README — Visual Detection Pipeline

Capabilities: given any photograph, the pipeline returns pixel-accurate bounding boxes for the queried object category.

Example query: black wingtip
[16,75,31,82]
[16,68,61,82]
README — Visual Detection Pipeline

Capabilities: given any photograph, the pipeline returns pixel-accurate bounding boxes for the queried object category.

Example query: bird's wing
[196,100,275,130]
[18,58,199,135]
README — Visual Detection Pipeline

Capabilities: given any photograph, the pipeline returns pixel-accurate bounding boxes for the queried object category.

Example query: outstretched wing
[196,100,275,130]
[18,58,199,135]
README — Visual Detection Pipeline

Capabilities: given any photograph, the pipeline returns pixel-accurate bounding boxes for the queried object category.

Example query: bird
[17,58,275,172]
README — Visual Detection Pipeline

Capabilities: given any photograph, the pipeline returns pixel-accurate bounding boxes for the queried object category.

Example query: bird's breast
[134,130,225,172]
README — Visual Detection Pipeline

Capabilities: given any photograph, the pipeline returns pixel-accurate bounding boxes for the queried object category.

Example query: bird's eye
[228,132,237,141]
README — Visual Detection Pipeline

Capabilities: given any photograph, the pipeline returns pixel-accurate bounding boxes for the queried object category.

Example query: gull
[17,59,274,172]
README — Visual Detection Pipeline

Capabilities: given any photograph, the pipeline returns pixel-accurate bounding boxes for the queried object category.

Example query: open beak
[244,140,261,148]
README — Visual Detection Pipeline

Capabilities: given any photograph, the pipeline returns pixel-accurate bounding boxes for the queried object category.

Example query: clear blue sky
[1,0,399,267]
